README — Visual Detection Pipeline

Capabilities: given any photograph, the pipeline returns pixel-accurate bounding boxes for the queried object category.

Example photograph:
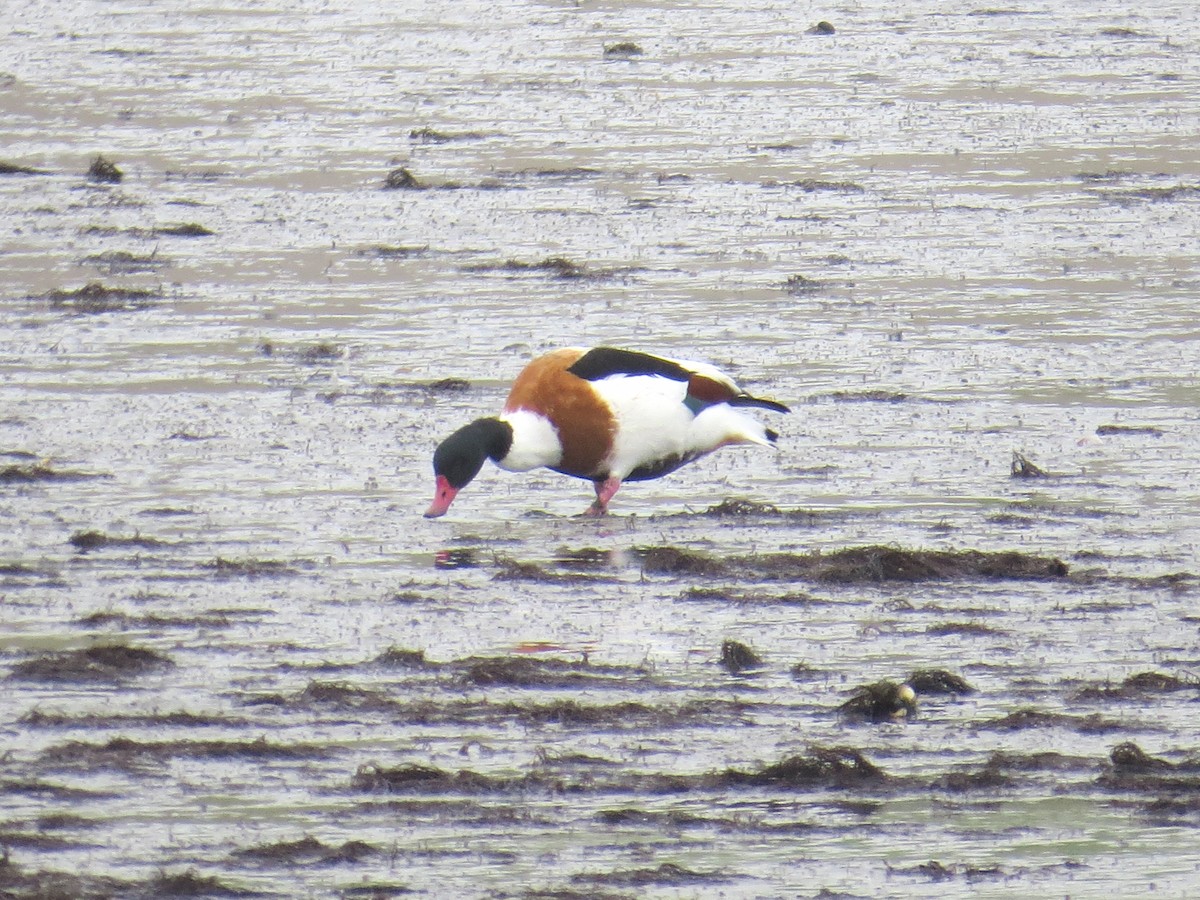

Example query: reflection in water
[434,547,478,569]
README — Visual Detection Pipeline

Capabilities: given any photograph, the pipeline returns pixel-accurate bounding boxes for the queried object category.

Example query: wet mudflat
[2,0,1200,897]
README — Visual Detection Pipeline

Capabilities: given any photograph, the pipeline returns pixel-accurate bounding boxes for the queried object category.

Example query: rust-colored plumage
[686,373,738,406]
[503,348,615,478]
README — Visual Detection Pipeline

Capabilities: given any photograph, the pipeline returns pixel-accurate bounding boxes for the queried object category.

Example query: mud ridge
[0,778,113,801]
[460,256,623,280]
[8,645,174,683]
[886,859,1057,883]
[80,249,169,275]
[979,708,1128,734]
[493,557,609,584]
[456,655,650,688]
[1097,742,1200,793]
[69,530,166,551]
[0,161,48,175]
[370,647,439,669]
[156,222,214,237]
[75,610,232,630]
[0,830,100,852]
[203,557,304,578]
[0,860,133,900]
[351,746,888,797]
[246,684,751,729]
[1072,671,1200,701]
[720,747,886,789]
[38,736,332,771]
[694,497,824,523]
[409,126,486,143]
[819,389,910,403]
[1,462,106,483]
[636,545,1069,583]
[0,859,269,898]
[33,282,161,314]
[1095,423,1164,436]
[681,586,832,606]
[20,709,247,729]
[240,680,399,713]
[292,649,655,687]
[925,621,1004,637]
[232,835,378,867]
[571,861,729,887]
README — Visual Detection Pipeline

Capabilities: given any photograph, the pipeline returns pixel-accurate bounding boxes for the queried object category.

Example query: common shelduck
[424,347,790,518]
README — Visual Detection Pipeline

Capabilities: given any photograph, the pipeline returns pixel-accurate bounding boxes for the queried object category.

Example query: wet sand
[2,0,1200,897]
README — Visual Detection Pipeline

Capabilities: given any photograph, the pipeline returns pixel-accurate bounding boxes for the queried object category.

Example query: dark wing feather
[568,347,791,416]
[567,347,691,382]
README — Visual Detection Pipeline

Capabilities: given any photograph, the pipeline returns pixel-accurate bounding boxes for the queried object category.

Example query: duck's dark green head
[425,418,513,518]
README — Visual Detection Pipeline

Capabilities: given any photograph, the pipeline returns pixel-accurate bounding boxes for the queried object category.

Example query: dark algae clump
[908,669,975,694]
[9,645,174,682]
[86,154,123,183]
[603,42,644,58]
[383,167,422,190]
[719,639,763,673]
[1011,450,1049,478]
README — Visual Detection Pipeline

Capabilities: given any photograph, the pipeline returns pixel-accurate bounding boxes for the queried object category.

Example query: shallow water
[2,0,1200,897]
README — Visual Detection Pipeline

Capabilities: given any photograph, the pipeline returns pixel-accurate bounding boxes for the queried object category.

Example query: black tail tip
[766,428,780,443]
[731,395,791,414]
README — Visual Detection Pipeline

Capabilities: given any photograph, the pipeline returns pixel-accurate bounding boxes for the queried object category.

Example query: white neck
[495,410,562,472]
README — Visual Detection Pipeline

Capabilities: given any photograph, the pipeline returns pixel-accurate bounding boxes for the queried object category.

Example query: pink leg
[583,476,622,517]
